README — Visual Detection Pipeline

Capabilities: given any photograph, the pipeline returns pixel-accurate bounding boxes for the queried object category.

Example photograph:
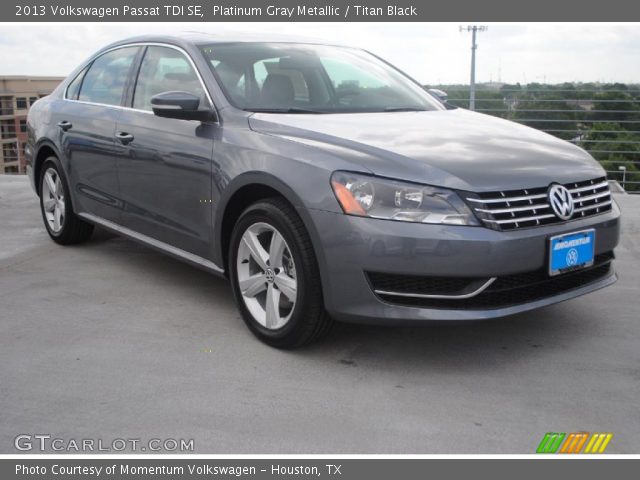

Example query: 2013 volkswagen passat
[26,34,620,348]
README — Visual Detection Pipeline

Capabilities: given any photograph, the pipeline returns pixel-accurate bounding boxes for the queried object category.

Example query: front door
[115,45,217,259]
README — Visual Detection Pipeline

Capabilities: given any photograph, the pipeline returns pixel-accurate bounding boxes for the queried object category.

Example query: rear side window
[65,67,88,100]
[132,46,207,111]
[78,47,138,106]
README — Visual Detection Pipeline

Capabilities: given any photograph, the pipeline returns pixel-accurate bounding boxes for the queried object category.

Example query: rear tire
[229,198,333,349]
[39,156,93,245]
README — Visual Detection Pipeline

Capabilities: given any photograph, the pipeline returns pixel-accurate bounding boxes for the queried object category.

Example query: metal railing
[442,87,640,193]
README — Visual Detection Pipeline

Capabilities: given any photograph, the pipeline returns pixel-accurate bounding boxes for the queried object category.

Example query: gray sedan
[26,33,620,348]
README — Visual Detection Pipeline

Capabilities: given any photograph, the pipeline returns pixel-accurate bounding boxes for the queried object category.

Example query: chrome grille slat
[573,190,611,203]
[475,203,550,214]
[574,199,613,213]
[466,177,613,231]
[568,181,609,193]
[483,214,557,225]
[467,193,547,204]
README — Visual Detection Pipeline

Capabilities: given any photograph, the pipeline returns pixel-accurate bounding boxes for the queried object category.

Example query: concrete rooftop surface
[0,175,638,454]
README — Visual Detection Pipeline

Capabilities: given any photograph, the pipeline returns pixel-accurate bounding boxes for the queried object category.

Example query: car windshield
[200,42,442,113]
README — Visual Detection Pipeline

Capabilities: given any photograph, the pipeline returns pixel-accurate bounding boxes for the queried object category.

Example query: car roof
[102,32,350,51]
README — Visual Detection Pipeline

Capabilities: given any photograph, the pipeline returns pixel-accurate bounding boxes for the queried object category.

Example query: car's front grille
[371,251,614,310]
[466,177,613,231]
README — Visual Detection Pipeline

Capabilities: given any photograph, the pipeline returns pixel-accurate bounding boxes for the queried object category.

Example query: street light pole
[460,25,487,111]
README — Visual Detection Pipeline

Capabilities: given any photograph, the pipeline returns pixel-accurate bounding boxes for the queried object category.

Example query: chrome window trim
[63,42,217,118]
[374,277,496,300]
[78,212,225,275]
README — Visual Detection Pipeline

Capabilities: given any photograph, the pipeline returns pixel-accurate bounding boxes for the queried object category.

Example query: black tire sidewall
[229,201,317,345]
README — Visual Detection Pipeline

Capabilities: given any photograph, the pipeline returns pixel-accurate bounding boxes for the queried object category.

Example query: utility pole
[460,25,487,111]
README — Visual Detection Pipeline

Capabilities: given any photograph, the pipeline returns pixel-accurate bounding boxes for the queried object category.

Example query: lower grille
[371,252,614,310]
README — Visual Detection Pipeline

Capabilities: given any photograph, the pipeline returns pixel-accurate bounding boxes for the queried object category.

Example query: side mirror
[427,88,448,103]
[424,87,457,110]
[150,91,216,122]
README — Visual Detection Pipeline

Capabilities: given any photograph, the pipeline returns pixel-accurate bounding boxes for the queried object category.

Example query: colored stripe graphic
[537,433,566,453]
[537,432,613,453]
[560,432,589,453]
[584,433,613,454]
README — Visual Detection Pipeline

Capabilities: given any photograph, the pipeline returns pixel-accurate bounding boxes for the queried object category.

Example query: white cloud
[0,23,639,84]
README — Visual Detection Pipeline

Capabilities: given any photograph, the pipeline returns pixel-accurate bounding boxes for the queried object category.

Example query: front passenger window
[133,46,208,111]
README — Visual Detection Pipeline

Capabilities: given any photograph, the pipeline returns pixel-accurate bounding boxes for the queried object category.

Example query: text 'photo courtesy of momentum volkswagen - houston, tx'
[25,33,620,348]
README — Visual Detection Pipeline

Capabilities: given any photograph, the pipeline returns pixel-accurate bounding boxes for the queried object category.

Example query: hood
[248,108,605,192]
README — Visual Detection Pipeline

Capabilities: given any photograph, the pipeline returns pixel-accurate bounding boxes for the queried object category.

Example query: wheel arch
[214,173,329,294]
[33,141,63,196]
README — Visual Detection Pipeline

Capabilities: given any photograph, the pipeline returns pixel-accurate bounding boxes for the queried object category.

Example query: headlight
[331,172,479,226]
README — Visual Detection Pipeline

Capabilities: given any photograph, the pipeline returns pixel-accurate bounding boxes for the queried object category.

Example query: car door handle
[115,132,134,145]
[57,121,72,132]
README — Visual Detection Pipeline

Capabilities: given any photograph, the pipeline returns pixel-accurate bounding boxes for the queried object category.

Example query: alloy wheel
[236,222,298,330]
[42,168,65,233]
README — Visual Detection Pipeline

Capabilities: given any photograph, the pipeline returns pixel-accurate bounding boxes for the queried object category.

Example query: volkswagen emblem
[548,184,574,220]
[566,248,579,267]
[265,268,276,283]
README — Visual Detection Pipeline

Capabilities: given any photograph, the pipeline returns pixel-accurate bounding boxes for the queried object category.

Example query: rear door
[58,46,140,222]
[115,45,216,258]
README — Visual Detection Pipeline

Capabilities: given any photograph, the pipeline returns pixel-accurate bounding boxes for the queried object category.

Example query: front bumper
[306,201,620,324]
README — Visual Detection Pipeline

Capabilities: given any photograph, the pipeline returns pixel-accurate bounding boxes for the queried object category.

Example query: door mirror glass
[151,91,216,121]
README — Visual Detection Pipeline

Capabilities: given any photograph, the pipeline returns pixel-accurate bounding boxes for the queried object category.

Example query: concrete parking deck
[1,175,638,454]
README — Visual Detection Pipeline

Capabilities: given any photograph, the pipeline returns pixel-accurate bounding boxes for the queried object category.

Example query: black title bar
[4,0,640,21]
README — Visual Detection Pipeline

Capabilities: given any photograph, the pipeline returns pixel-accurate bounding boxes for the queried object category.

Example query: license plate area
[549,229,596,276]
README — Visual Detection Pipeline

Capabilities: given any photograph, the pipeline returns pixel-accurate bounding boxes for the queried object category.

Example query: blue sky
[1,23,639,84]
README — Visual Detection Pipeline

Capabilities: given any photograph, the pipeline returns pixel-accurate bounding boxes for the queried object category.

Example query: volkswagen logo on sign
[566,248,579,266]
[548,184,574,220]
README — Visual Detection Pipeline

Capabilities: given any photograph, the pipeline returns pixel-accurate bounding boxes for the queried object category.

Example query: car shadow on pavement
[79,228,603,374]
[309,304,601,374]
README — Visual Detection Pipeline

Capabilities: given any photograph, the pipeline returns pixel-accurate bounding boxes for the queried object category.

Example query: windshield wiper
[383,107,428,112]
[247,107,325,114]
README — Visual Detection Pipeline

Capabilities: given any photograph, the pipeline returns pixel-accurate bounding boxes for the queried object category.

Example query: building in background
[1,76,63,174]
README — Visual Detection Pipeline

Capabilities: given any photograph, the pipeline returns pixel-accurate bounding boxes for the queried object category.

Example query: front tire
[229,198,333,348]
[39,157,93,245]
